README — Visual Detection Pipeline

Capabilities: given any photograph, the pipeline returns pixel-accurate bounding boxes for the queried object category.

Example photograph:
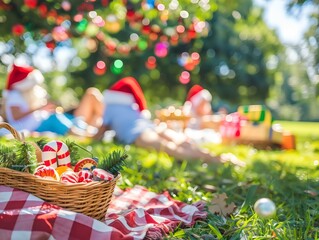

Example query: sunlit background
[0,0,318,121]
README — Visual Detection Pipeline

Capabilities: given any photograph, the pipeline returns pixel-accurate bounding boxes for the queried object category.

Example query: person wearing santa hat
[2,64,103,136]
[183,84,214,129]
[94,77,245,166]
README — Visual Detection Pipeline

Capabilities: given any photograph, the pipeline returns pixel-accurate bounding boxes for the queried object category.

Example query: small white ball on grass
[254,198,276,218]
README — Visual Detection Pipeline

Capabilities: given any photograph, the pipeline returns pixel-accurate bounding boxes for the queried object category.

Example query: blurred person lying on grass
[94,77,245,167]
[1,64,103,137]
[183,84,228,131]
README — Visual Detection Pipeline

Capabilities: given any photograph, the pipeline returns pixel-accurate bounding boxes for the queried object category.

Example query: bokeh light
[111,59,124,74]
[154,41,169,58]
[93,60,106,75]
[179,71,190,84]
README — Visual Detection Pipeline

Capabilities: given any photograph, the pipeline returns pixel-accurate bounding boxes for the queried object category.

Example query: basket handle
[0,122,42,163]
[0,122,23,141]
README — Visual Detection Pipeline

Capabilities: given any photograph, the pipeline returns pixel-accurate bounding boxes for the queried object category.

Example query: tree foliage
[287,0,319,95]
[0,0,283,107]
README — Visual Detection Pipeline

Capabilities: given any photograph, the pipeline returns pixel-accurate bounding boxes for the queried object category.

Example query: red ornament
[38,4,48,18]
[24,0,37,8]
[142,25,151,35]
[45,41,56,51]
[12,24,25,37]
[187,29,197,39]
[126,9,135,22]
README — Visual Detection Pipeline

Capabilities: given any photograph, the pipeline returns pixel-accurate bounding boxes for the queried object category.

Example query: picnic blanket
[0,185,207,240]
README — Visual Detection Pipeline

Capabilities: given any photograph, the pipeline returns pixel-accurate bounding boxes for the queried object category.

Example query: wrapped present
[239,121,272,142]
[237,105,272,126]
[220,112,245,139]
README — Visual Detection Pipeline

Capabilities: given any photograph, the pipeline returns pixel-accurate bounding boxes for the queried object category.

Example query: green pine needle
[98,149,128,175]
[65,139,81,165]
[0,144,19,169]
[0,140,38,172]
[36,138,49,150]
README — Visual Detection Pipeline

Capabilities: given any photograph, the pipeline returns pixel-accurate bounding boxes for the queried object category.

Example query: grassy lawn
[90,121,319,239]
[1,121,318,239]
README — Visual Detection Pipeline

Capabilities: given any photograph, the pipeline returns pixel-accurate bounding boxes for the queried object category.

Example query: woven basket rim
[0,167,121,186]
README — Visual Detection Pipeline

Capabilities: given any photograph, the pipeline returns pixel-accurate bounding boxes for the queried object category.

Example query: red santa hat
[6,64,44,91]
[103,77,148,112]
[186,84,212,108]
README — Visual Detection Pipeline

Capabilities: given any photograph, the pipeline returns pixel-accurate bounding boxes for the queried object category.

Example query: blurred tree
[92,0,283,106]
[0,0,215,93]
[194,0,282,104]
[287,0,319,97]
[0,0,283,108]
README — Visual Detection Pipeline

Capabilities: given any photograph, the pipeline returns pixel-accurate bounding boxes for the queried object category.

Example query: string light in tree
[75,18,88,33]
[137,38,148,51]
[104,14,121,34]
[0,0,213,64]
[191,52,201,65]
[179,71,190,84]
[52,26,69,42]
[111,59,124,74]
[145,56,157,70]
[94,61,107,75]
[178,52,201,71]
[61,1,71,11]
[154,41,169,58]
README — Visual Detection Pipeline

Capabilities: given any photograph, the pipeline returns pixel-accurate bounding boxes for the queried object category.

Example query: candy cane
[42,140,71,168]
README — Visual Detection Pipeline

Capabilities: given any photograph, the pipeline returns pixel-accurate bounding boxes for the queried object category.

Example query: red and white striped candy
[42,140,71,169]
[34,165,60,181]
[60,171,78,183]
[78,169,93,183]
[92,168,114,181]
[82,179,93,183]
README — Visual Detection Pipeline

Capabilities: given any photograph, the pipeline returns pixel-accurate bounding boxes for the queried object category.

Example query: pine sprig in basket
[0,144,19,169]
[16,142,38,172]
[65,139,81,165]
[98,149,128,175]
[0,141,38,172]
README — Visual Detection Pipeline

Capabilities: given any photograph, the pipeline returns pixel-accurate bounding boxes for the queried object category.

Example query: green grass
[2,121,319,239]
[92,121,319,239]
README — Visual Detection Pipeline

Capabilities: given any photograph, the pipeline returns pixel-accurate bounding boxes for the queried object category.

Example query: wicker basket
[0,122,120,221]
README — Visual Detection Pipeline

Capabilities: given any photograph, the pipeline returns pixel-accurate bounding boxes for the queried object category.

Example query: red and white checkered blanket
[0,185,207,240]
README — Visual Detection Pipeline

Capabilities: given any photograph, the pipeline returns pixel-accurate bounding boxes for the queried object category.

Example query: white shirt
[4,90,49,131]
